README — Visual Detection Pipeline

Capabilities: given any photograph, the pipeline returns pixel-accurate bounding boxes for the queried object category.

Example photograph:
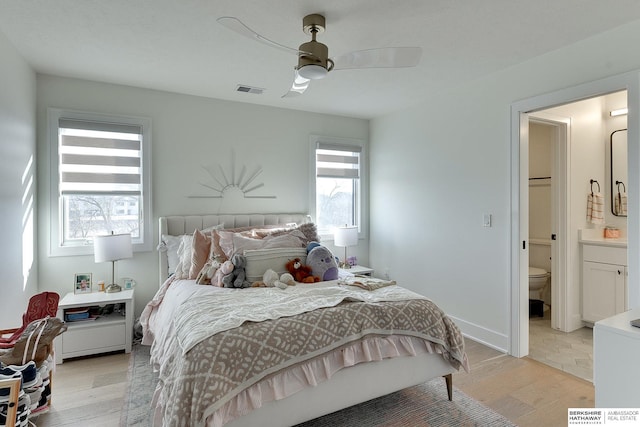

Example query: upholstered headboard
[158,213,311,285]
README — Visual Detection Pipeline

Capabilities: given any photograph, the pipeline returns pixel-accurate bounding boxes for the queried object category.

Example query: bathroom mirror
[610,128,627,217]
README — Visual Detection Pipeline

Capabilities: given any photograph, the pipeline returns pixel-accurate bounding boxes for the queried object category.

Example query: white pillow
[244,247,308,283]
[162,234,182,275]
[174,234,193,279]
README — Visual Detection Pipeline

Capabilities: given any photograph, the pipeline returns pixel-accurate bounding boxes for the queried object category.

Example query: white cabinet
[581,244,627,323]
[594,308,640,407]
[54,290,134,364]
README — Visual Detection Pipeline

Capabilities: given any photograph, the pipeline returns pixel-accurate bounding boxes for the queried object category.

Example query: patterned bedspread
[153,285,466,427]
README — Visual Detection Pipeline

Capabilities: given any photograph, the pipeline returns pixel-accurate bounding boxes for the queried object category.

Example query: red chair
[0,292,60,349]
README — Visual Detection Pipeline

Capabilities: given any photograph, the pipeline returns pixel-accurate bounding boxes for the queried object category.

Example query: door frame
[510,71,640,357]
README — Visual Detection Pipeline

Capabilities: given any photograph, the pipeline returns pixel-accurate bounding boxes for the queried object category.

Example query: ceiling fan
[217,14,422,97]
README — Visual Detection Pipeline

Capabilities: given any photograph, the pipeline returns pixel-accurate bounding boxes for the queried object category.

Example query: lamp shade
[94,233,133,263]
[334,226,358,248]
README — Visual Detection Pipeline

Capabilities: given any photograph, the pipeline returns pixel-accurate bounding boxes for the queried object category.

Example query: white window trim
[48,108,152,257]
[309,134,368,241]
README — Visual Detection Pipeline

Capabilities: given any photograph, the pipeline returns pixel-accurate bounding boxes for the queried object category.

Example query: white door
[528,113,570,332]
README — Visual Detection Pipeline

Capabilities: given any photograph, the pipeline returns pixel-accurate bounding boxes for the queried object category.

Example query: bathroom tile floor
[528,307,593,382]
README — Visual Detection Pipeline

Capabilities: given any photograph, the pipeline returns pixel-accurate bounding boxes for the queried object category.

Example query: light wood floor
[33,338,594,426]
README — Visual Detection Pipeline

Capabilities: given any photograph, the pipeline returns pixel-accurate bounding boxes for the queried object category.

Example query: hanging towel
[614,192,628,216]
[587,192,605,224]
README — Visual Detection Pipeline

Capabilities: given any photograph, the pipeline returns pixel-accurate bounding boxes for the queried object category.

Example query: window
[310,135,367,238]
[49,109,152,256]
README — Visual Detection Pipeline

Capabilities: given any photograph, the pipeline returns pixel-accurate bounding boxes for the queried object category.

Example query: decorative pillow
[212,226,259,262]
[307,245,339,281]
[161,234,182,275]
[165,224,224,279]
[244,247,308,283]
[253,223,320,246]
[215,229,304,260]
[250,225,296,238]
[189,229,213,279]
[174,234,193,280]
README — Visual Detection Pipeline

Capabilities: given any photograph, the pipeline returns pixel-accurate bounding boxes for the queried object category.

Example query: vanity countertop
[579,229,627,248]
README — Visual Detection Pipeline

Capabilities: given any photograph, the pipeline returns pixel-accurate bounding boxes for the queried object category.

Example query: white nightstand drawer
[63,322,125,353]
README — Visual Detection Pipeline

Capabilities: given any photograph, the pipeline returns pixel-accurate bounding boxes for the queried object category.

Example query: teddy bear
[285,258,320,283]
[222,254,251,288]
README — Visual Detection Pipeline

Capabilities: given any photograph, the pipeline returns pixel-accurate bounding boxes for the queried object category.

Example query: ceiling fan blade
[282,69,311,98]
[217,16,301,56]
[332,47,422,70]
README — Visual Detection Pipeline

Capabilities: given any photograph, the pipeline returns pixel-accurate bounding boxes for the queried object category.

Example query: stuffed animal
[307,245,339,281]
[195,259,221,285]
[222,254,251,288]
[212,260,234,287]
[285,258,320,283]
[251,270,296,289]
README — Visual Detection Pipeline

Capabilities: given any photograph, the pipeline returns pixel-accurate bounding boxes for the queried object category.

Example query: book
[65,312,90,321]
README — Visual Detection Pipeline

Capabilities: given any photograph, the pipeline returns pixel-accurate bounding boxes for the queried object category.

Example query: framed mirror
[610,128,627,217]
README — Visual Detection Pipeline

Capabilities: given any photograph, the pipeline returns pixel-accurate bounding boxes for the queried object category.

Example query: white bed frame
[157,214,456,427]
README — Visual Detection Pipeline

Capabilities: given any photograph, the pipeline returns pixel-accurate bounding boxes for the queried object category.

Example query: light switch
[483,214,492,227]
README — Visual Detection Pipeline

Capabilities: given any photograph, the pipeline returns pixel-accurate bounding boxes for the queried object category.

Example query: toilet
[529,266,550,300]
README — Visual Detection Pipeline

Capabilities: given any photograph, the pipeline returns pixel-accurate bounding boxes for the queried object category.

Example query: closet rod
[529,176,551,180]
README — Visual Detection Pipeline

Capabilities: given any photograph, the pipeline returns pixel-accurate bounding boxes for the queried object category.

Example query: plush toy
[307,245,339,281]
[251,270,296,289]
[278,273,296,286]
[195,259,221,285]
[222,254,251,288]
[286,258,320,283]
[213,260,234,287]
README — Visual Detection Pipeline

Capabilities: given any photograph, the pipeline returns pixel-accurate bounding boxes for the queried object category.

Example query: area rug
[121,345,515,427]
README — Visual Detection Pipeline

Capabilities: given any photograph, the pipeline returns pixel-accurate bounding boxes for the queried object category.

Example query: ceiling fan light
[298,64,327,80]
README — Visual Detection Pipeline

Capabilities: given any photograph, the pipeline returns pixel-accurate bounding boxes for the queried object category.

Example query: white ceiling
[2,0,640,119]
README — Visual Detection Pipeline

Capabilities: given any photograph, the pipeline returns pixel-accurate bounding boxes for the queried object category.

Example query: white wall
[36,75,369,318]
[0,31,37,328]
[369,19,640,351]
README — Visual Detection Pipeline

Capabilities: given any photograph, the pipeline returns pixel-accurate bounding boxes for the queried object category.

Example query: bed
[141,213,468,427]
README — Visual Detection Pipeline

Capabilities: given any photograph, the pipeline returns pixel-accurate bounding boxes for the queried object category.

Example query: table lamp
[334,225,358,268]
[94,233,132,293]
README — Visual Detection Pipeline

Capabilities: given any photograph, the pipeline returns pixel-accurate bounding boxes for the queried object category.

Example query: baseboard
[449,314,509,354]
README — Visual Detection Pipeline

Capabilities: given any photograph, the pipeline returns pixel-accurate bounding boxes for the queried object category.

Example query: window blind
[59,119,142,195]
[316,142,361,179]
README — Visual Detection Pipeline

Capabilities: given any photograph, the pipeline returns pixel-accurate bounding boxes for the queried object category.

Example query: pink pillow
[189,229,212,279]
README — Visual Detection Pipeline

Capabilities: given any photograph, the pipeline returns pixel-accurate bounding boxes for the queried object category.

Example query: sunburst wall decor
[189,150,276,199]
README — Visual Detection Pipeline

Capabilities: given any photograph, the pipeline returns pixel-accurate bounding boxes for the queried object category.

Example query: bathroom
[527,90,628,381]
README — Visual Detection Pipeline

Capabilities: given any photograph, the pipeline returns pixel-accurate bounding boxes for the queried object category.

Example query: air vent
[236,85,265,95]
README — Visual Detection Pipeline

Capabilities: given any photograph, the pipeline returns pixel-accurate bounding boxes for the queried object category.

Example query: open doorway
[510,72,638,363]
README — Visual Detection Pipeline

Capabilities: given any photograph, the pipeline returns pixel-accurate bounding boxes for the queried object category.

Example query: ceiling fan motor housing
[297,14,333,79]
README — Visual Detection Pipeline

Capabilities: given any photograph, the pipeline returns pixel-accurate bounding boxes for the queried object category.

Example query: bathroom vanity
[579,230,628,323]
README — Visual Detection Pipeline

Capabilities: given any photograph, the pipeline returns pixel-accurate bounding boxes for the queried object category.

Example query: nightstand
[54,289,134,364]
[341,265,374,276]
